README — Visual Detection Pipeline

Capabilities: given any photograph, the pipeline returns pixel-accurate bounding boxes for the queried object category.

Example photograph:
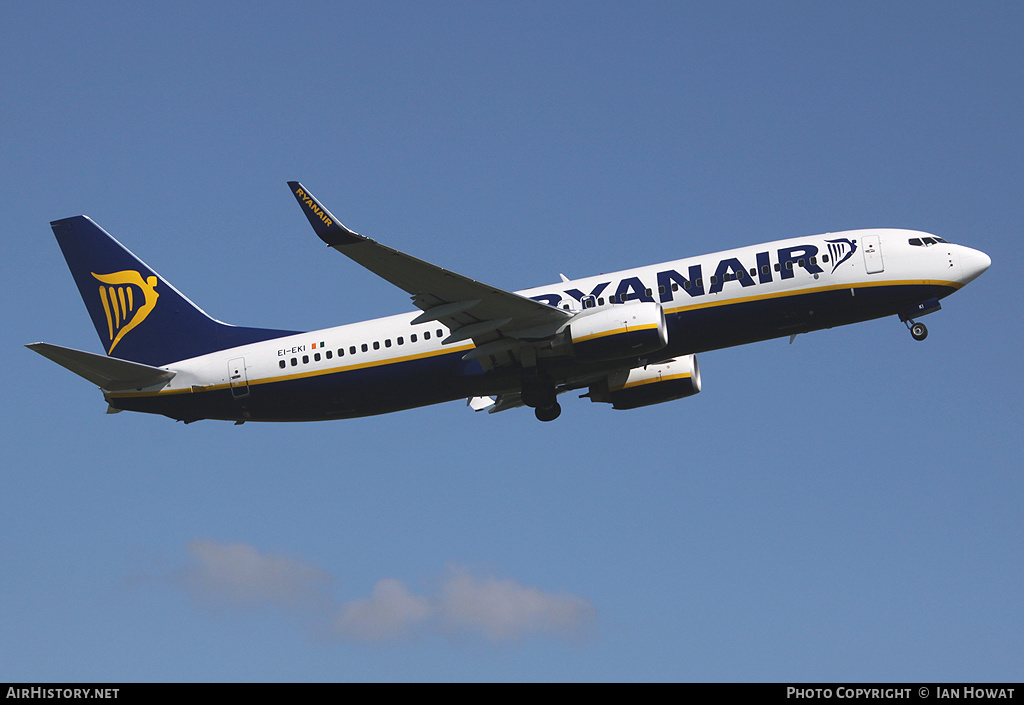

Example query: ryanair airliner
[28,182,991,423]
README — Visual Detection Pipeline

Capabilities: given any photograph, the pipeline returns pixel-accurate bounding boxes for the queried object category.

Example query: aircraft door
[228,357,250,398]
[862,235,884,274]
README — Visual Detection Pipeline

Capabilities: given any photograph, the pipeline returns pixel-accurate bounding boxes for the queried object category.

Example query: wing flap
[467,393,525,414]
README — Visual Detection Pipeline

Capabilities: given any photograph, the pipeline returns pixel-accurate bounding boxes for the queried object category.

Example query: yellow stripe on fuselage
[107,341,476,398]
[663,278,960,316]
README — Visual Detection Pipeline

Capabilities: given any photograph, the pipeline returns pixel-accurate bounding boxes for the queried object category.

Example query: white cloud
[439,567,596,641]
[180,540,332,613]
[176,540,595,644]
[334,578,434,642]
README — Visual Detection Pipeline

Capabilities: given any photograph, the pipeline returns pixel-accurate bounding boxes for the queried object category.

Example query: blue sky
[2,2,1021,682]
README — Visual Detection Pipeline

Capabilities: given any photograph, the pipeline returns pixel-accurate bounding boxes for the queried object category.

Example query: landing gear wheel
[910,321,928,341]
[535,402,561,422]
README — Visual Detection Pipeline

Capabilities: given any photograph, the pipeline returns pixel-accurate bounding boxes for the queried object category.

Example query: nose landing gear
[905,319,928,341]
[899,298,940,342]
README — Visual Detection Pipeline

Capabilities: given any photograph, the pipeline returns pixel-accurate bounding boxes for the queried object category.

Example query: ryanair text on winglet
[294,186,333,227]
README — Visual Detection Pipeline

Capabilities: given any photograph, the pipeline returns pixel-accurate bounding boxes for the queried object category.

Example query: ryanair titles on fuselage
[528,239,857,309]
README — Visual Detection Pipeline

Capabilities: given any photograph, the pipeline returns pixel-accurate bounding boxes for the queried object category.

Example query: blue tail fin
[51,216,298,366]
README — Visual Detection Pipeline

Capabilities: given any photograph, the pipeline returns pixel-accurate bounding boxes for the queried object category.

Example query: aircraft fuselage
[101,228,988,422]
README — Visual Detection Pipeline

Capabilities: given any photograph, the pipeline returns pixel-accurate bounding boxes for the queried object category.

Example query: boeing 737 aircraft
[29,182,991,423]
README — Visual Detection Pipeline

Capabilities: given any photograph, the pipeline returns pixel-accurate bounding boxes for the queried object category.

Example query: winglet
[287,181,363,247]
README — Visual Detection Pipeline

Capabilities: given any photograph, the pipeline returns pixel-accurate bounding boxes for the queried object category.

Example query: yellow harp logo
[91,270,159,355]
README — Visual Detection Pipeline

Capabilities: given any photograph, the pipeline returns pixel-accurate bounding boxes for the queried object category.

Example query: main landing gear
[521,370,561,422]
[534,402,561,422]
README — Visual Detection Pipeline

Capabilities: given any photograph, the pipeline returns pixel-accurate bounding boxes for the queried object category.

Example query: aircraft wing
[288,182,570,359]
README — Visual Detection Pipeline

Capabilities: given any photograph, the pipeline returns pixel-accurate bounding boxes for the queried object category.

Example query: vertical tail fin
[51,216,297,366]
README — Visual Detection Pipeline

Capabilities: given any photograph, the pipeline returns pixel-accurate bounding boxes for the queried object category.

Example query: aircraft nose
[959,246,991,285]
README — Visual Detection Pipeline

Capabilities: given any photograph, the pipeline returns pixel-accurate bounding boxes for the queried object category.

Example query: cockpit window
[909,236,950,247]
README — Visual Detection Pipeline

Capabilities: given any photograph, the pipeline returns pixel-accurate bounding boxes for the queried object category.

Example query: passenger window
[373,341,380,350]
[338,349,344,357]
[361,343,368,352]
[314,352,321,362]
[349,346,356,355]
[437,329,443,338]
[397,337,404,345]
[279,360,286,369]
[325,350,332,359]
[411,334,417,343]
[385,339,391,348]
[302,355,309,364]
[424,331,430,340]
[762,265,770,274]
[291,358,297,366]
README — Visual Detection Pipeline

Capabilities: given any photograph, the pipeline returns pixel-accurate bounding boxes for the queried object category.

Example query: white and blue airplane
[28,182,991,423]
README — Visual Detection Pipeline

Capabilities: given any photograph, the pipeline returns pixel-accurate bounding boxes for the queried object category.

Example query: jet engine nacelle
[569,302,668,363]
[586,355,702,410]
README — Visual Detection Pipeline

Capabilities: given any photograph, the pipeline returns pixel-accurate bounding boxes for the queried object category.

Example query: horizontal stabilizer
[27,342,175,391]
